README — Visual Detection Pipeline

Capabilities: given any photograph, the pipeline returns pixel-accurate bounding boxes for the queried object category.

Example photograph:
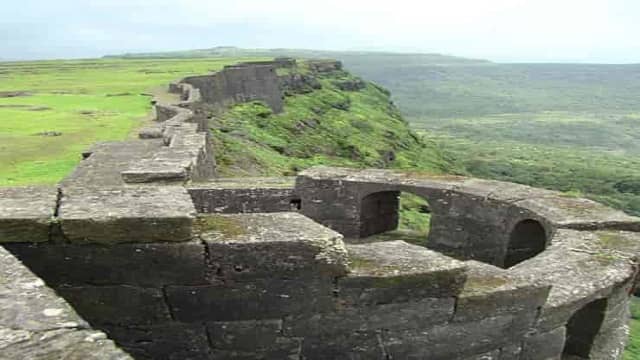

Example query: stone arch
[358,190,431,241]
[504,219,547,268]
[563,298,608,358]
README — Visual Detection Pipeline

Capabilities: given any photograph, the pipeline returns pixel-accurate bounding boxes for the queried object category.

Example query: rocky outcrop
[279,73,322,95]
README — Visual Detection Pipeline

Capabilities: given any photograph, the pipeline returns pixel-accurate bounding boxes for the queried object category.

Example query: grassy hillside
[211,63,451,177]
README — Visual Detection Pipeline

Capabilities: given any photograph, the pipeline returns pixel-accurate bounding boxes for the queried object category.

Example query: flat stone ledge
[0,247,86,331]
[515,195,640,231]
[198,213,349,278]
[298,165,467,191]
[59,186,196,244]
[0,246,131,359]
[343,240,467,301]
[121,155,193,183]
[455,260,550,322]
[189,177,296,190]
[455,178,559,203]
[188,177,298,214]
[510,229,639,331]
[0,186,57,243]
[4,240,206,287]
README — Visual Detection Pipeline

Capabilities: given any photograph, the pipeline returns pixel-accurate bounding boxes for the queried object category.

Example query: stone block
[300,330,385,360]
[461,350,501,360]
[0,247,87,331]
[103,323,211,360]
[59,186,195,244]
[510,229,638,333]
[198,213,349,280]
[165,279,335,322]
[207,319,282,350]
[515,195,640,231]
[454,260,550,322]
[0,186,57,243]
[121,149,195,184]
[4,240,206,287]
[284,297,454,337]
[210,337,302,360]
[499,344,522,360]
[187,177,297,213]
[340,241,467,305]
[520,327,566,360]
[138,126,164,139]
[0,327,131,360]
[56,285,171,326]
[61,140,164,187]
[383,314,523,360]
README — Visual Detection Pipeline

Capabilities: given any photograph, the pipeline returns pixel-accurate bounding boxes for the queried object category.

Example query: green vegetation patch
[461,275,510,296]
[626,297,640,359]
[194,215,246,238]
[211,65,451,177]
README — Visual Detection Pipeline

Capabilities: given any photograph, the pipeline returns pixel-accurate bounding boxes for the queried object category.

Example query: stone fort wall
[1,60,640,360]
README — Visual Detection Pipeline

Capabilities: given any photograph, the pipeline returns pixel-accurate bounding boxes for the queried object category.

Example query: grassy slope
[211,66,450,177]
[0,57,265,185]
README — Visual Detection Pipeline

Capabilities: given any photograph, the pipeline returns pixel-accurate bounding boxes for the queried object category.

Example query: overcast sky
[2,0,639,63]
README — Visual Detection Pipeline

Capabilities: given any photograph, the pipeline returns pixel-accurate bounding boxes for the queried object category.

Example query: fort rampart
[1,59,639,360]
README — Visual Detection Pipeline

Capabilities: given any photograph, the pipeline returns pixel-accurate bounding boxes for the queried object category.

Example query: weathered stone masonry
[1,60,640,360]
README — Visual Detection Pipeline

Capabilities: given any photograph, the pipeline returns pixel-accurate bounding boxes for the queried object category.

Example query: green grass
[625,297,640,359]
[398,192,431,236]
[0,57,267,185]
[210,66,451,177]
[418,114,640,216]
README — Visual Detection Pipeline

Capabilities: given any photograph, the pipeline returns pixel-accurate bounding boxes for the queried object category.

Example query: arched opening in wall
[563,298,608,358]
[359,191,431,246]
[504,219,547,268]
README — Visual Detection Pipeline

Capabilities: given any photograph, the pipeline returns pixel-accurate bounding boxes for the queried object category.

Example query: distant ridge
[103,46,491,65]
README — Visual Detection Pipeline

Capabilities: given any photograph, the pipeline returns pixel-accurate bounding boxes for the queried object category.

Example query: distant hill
[104,46,490,66]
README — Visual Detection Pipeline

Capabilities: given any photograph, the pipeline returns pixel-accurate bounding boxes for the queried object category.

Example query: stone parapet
[187,177,298,213]
[0,246,131,359]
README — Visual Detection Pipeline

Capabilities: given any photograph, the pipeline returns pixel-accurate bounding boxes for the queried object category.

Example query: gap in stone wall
[504,219,548,268]
[563,298,608,358]
[355,191,431,247]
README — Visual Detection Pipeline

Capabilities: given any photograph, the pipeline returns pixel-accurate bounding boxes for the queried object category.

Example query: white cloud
[2,0,640,62]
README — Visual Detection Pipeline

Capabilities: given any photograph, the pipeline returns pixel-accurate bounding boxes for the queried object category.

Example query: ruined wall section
[179,63,284,113]
[2,166,640,359]
[1,184,551,359]
[294,166,640,359]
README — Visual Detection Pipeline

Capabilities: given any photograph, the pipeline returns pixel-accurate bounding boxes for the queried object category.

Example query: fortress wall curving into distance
[1,60,640,359]
[179,63,284,113]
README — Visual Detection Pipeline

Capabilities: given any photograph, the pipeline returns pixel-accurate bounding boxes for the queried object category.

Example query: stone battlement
[1,61,639,359]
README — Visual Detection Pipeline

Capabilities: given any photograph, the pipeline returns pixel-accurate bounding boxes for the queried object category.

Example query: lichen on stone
[194,215,246,238]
